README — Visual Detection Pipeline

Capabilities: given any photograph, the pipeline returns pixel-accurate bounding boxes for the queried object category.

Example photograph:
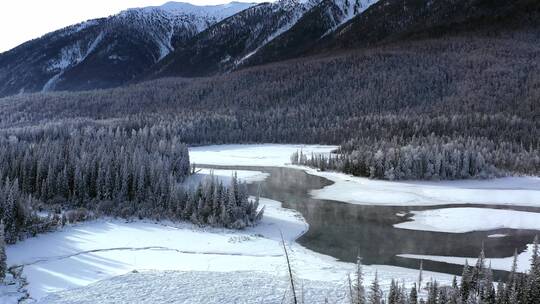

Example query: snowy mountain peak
[143,1,256,19]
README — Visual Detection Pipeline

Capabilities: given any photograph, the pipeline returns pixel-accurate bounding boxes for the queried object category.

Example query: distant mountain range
[0,0,537,97]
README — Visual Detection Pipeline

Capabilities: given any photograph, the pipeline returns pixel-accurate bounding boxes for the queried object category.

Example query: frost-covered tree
[0,221,6,281]
[353,255,366,304]
[368,271,383,304]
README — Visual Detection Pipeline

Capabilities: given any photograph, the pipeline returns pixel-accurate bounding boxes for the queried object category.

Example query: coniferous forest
[0,123,263,247]
[1,28,538,181]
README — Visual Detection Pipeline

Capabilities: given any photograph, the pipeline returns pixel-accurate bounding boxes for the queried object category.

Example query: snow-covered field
[7,197,452,302]
[40,271,348,304]
[398,243,535,273]
[189,144,338,167]
[394,208,540,233]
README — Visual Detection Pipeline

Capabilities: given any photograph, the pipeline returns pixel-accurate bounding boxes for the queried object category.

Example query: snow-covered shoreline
[7,196,453,302]
[190,144,540,208]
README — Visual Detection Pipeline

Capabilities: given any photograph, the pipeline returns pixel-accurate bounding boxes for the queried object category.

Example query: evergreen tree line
[0,124,263,245]
[291,135,540,180]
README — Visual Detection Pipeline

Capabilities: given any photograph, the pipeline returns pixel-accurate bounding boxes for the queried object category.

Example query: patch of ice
[393,208,540,233]
[185,168,269,187]
[488,234,508,238]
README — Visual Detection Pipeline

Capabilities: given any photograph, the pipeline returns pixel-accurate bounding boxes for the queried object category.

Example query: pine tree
[353,255,366,304]
[461,260,473,302]
[527,235,540,304]
[418,260,424,290]
[368,271,383,304]
[426,280,438,304]
[409,283,418,304]
[0,221,6,281]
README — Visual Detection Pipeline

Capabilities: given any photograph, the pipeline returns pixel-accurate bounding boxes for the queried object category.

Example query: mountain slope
[149,0,319,78]
[242,0,377,67]
[0,2,253,97]
[315,0,540,51]
[150,0,382,78]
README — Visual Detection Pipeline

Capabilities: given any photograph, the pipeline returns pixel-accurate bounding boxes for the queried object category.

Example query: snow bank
[189,144,337,167]
[394,208,540,233]
[8,197,452,300]
[398,243,535,273]
[302,168,540,207]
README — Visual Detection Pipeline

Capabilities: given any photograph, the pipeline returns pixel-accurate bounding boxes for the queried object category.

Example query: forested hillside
[1,22,538,179]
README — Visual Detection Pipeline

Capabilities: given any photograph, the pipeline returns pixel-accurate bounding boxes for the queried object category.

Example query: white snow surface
[394,208,540,233]
[8,197,452,301]
[185,168,269,187]
[0,273,26,304]
[39,271,348,304]
[398,243,536,273]
[189,144,337,167]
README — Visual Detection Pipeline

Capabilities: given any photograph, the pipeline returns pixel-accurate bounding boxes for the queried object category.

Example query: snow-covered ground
[189,144,337,167]
[304,170,540,207]
[0,273,26,304]
[40,271,349,304]
[394,208,540,233]
[8,197,452,302]
[398,243,535,273]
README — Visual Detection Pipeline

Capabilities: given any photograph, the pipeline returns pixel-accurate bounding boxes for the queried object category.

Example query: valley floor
[3,144,540,303]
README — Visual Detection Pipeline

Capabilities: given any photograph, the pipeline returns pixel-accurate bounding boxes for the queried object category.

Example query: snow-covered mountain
[0,0,534,97]
[148,0,320,77]
[241,0,378,67]
[149,0,379,78]
[0,2,254,96]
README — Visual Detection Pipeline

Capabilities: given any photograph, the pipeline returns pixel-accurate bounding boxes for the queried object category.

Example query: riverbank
[6,195,453,302]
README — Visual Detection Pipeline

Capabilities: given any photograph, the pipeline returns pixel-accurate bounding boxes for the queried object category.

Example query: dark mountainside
[149,0,376,78]
[244,0,540,65]
[147,0,316,78]
[0,2,253,97]
[316,0,540,50]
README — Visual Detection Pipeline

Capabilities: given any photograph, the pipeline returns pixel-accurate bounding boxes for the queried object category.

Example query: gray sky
[0,0,259,53]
